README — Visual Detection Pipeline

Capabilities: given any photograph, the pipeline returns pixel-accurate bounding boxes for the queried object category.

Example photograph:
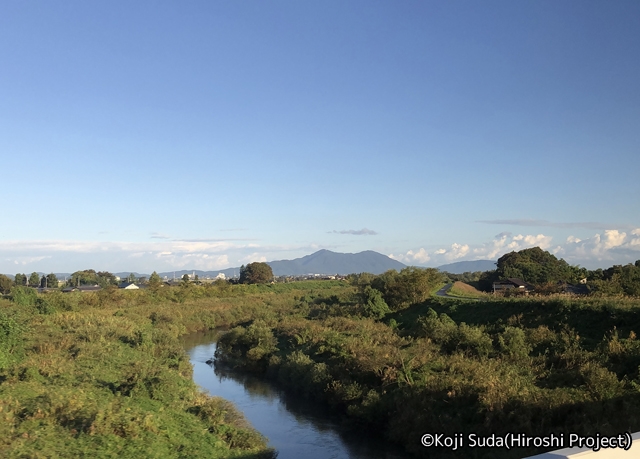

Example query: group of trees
[473,247,640,296]
[12,272,58,289]
[587,261,640,296]
[239,262,274,284]
[489,247,580,286]
[371,267,444,310]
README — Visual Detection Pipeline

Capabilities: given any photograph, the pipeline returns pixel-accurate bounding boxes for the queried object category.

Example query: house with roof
[118,282,139,290]
[63,285,102,293]
[492,278,534,294]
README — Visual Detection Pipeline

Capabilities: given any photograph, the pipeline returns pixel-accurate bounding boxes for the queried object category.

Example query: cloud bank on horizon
[391,229,640,268]
[2,227,640,274]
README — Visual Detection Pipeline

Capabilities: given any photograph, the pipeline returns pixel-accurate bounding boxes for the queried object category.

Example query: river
[183,330,406,459]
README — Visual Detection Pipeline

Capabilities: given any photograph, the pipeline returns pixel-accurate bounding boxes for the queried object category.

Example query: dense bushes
[0,288,277,458]
[215,290,640,458]
[4,276,640,458]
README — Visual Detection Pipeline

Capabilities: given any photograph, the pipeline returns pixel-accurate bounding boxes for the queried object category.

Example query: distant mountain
[3,250,406,282]
[437,260,496,274]
[155,250,404,279]
[268,249,406,276]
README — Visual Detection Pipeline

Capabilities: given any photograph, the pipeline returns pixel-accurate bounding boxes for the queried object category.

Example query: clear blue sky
[1,0,639,273]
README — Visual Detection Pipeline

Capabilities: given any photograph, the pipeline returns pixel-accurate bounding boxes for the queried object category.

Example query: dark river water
[183,330,406,459]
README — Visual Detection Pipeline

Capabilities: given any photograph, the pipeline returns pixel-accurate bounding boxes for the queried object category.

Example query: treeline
[1,262,277,295]
[215,269,640,458]
[440,247,640,297]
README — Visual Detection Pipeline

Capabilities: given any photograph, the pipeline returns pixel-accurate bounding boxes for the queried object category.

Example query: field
[2,280,640,458]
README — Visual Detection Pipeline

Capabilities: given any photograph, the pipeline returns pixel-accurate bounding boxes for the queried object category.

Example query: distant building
[63,285,102,293]
[118,282,139,290]
[492,278,533,293]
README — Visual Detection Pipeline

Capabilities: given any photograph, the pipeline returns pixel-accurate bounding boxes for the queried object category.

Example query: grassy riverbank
[214,284,640,458]
[0,283,318,458]
[4,280,640,458]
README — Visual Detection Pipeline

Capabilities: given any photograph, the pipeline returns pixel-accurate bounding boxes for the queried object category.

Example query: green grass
[0,285,286,459]
[5,282,640,458]
[213,289,640,458]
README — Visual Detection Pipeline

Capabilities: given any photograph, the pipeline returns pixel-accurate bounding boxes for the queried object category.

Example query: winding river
[183,330,406,459]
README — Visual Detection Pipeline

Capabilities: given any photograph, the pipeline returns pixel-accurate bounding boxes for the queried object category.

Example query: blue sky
[1,0,639,274]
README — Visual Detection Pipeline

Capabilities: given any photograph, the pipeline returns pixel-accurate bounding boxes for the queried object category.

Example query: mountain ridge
[436,259,496,274]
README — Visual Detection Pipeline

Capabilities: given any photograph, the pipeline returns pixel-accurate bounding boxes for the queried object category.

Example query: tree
[28,272,41,287]
[148,271,162,290]
[495,247,575,285]
[0,274,13,294]
[182,274,190,283]
[69,269,99,287]
[96,272,117,288]
[239,262,273,284]
[372,267,443,310]
[14,273,27,286]
[361,286,390,319]
[46,273,58,289]
[127,273,136,283]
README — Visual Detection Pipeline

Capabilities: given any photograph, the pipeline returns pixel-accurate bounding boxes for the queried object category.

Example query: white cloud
[240,253,268,264]
[557,228,640,264]
[393,233,555,267]
[0,239,300,273]
[8,256,51,266]
[3,227,640,274]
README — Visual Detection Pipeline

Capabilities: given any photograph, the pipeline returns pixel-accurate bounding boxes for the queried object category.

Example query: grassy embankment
[0,281,342,458]
[214,285,640,458]
[4,280,640,458]
[446,281,487,299]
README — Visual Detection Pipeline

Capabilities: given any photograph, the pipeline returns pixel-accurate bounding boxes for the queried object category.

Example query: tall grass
[215,289,640,458]
[0,285,281,458]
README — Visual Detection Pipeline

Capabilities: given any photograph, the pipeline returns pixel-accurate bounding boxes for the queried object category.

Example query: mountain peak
[268,250,405,276]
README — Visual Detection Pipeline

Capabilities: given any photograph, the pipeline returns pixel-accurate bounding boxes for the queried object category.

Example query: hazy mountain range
[5,251,496,279]
[436,259,496,273]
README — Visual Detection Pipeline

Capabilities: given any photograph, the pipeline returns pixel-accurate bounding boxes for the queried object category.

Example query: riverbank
[214,291,640,458]
[0,284,289,458]
[185,330,406,459]
[4,281,640,458]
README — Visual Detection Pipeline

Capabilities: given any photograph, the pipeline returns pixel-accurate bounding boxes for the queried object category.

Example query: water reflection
[184,331,406,459]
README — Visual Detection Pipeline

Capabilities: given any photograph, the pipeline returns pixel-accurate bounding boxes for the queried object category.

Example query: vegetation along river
[183,330,406,459]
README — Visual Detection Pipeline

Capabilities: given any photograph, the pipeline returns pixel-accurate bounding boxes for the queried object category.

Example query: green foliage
[496,247,575,285]
[498,326,532,361]
[28,271,41,287]
[45,272,58,288]
[0,274,14,294]
[361,286,390,319]
[148,271,162,290]
[590,263,640,296]
[372,267,443,310]
[239,262,274,284]
[213,282,640,458]
[4,275,640,458]
[14,273,27,286]
[10,286,39,306]
[0,310,25,370]
[96,271,118,288]
[217,320,278,371]
[0,283,280,458]
[69,269,98,287]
